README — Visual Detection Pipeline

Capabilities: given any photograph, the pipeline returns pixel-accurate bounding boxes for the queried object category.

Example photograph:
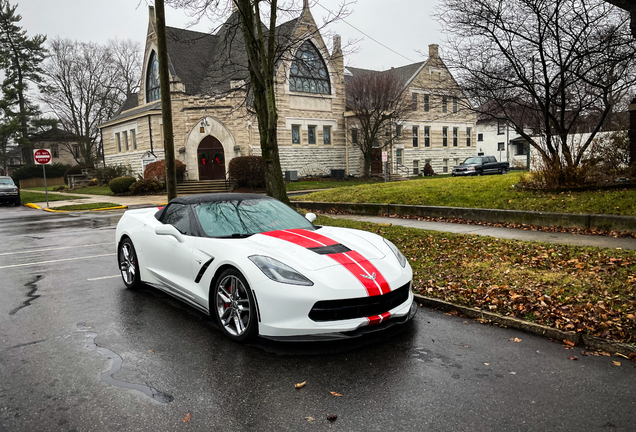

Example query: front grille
[309,282,411,322]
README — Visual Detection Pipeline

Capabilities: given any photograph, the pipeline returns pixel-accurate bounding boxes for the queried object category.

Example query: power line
[314,1,417,64]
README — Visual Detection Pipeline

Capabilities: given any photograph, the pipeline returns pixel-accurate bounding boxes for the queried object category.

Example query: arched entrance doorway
[197,136,226,180]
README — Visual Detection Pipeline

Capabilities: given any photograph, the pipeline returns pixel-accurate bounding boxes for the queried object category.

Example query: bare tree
[346,70,412,177]
[437,0,636,185]
[39,38,141,166]
[163,0,352,203]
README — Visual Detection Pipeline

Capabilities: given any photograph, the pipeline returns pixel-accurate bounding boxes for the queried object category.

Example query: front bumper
[0,191,20,202]
[451,170,478,177]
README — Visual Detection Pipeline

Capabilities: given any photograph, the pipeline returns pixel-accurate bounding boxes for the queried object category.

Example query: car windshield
[194,198,314,237]
[462,157,483,164]
[0,178,15,185]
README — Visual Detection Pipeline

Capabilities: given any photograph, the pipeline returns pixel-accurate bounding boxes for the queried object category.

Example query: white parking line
[0,243,115,256]
[87,275,120,281]
[0,253,116,269]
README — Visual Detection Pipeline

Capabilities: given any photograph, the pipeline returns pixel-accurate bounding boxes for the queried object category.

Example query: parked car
[0,176,20,206]
[115,193,417,342]
[452,156,510,176]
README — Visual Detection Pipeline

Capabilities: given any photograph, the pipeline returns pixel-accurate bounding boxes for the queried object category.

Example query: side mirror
[155,224,185,242]
[305,212,317,223]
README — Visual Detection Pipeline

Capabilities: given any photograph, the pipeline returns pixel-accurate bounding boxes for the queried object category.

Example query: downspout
[148,115,155,156]
[345,115,349,175]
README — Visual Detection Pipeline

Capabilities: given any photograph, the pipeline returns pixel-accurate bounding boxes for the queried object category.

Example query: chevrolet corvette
[115,193,416,342]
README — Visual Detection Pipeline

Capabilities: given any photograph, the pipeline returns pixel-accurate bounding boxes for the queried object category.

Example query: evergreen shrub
[144,159,186,182]
[129,178,165,195]
[229,156,265,188]
[109,176,136,194]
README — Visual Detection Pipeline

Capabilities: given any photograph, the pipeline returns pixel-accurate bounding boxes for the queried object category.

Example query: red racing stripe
[261,229,389,297]
[366,312,391,326]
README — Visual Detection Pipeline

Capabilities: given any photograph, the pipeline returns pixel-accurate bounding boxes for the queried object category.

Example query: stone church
[99,1,476,181]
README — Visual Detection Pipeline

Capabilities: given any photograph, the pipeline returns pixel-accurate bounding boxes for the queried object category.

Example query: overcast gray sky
[18,0,442,70]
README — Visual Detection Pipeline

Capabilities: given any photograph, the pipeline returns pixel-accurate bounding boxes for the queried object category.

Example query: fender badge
[361,272,377,281]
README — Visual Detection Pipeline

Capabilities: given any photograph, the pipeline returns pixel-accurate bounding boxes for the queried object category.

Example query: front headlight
[249,255,313,286]
[467,166,475,171]
[384,238,407,268]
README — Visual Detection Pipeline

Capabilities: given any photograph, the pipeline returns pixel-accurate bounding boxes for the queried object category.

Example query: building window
[292,125,301,144]
[478,133,484,142]
[51,145,59,158]
[308,125,316,144]
[396,125,402,137]
[123,130,129,151]
[131,129,137,150]
[323,126,331,144]
[413,160,419,175]
[453,97,458,113]
[424,94,429,112]
[442,96,447,113]
[498,142,505,151]
[116,133,121,152]
[453,127,458,147]
[443,158,449,173]
[351,128,358,144]
[412,93,418,110]
[72,144,80,158]
[412,126,418,147]
[146,51,160,103]
[289,40,331,95]
[515,142,526,155]
[466,127,471,146]
[396,149,402,165]
[442,127,448,147]
[497,121,505,135]
[424,126,430,147]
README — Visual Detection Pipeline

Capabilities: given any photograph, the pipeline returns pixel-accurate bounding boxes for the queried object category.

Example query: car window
[194,198,314,237]
[161,203,191,235]
[463,157,482,164]
[0,178,15,185]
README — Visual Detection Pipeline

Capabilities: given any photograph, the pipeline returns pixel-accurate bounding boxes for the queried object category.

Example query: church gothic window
[146,51,160,103]
[289,41,331,95]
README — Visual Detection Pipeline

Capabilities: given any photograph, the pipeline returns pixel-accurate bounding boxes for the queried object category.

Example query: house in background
[29,126,81,166]
[475,117,530,169]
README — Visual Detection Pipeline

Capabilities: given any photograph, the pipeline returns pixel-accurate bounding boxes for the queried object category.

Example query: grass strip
[50,202,123,211]
[25,185,114,196]
[295,173,636,216]
[21,191,87,203]
[316,214,636,344]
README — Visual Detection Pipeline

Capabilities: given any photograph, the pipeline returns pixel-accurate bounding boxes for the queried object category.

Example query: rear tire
[118,238,141,289]
[212,269,257,342]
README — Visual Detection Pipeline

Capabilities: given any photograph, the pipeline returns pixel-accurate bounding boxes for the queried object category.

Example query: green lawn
[52,202,122,211]
[286,178,384,191]
[21,191,88,204]
[293,173,636,216]
[317,215,636,343]
[25,185,114,196]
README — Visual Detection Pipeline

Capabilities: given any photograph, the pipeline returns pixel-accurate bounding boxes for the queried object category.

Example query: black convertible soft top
[154,193,274,220]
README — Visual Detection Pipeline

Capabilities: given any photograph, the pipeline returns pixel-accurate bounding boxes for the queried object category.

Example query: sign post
[33,149,52,208]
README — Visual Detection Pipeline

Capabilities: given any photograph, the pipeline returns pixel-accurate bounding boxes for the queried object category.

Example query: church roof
[345,62,426,90]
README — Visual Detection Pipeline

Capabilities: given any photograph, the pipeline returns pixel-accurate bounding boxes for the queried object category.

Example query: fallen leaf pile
[316,215,636,344]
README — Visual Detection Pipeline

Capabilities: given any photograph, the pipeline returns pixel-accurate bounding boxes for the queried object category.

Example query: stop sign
[34,148,52,165]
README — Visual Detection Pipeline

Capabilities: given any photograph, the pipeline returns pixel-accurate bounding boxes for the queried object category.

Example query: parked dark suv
[0,176,21,206]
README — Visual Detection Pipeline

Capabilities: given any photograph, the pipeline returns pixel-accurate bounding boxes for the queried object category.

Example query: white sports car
[115,193,416,342]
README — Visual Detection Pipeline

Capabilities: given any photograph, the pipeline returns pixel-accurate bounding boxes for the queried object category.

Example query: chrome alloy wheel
[215,274,251,337]
[119,241,137,287]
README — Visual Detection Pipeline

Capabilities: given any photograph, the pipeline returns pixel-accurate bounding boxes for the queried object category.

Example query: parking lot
[1,206,635,431]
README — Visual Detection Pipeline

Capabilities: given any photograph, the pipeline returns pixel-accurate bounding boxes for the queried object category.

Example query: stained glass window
[146,51,160,103]
[289,41,331,95]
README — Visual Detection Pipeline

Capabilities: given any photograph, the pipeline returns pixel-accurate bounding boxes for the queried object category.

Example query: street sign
[381,151,388,162]
[33,149,52,165]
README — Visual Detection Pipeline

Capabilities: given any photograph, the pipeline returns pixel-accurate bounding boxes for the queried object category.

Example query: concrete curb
[25,203,128,212]
[291,201,636,233]
[414,293,636,356]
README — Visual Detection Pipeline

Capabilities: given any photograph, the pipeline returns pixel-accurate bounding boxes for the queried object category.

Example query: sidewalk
[327,214,636,250]
[23,189,168,209]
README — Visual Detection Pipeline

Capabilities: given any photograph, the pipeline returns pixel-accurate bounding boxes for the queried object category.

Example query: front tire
[213,269,257,342]
[14,197,21,206]
[118,238,141,289]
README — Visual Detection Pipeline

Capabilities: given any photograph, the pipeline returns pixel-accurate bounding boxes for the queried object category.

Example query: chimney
[333,34,341,52]
[429,44,439,58]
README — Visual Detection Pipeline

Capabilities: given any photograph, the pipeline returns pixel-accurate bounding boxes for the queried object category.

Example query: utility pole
[154,0,177,201]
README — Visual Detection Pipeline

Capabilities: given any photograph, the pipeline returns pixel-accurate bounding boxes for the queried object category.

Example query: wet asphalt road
[0,205,635,432]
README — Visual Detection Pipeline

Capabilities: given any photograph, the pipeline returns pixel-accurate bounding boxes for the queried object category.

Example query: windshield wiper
[216,233,254,239]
